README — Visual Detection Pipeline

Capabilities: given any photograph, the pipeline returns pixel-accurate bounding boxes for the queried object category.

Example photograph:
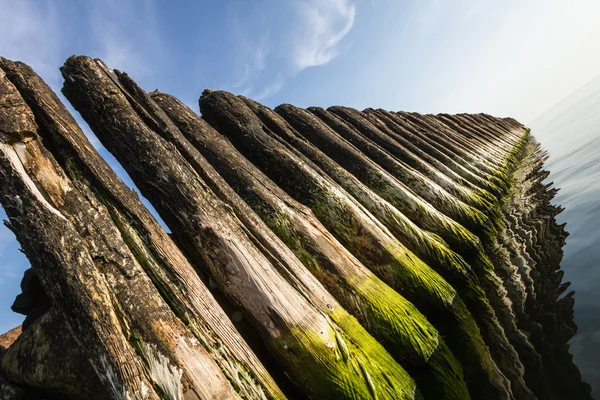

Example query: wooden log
[387,112,551,398]
[199,90,533,399]
[151,91,473,400]
[487,137,593,399]
[323,106,496,218]
[302,108,506,268]
[363,108,494,192]
[256,101,537,399]
[244,99,476,282]
[405,117,573,400]
[0,68,158,399]
[0,57,285,400]
[396,112,505,181]
[60,55,419,400]
[434,114,515,172]
[0,365,35,400]
[393,112,494,174]
[273,103,483,261]
[364,109,496,202]
[293,104,496,244]
[0,54,589,400]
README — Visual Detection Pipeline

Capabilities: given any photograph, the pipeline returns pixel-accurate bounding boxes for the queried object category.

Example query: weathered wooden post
[60,55,420,399]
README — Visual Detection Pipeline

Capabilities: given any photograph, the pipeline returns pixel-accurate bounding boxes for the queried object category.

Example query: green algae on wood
[0,57,286,400]
[0,54,590,400]
[151,90,470,400]
[60,55,421,400]
[320,106,498,231]
[200,90,515,399]
[250,99,533,399]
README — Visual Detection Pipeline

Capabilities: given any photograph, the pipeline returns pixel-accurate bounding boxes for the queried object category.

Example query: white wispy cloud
[254,80,285,101]
[289,0,356,71]
[87,0,164,81]
[0,0,164,85]
[227,0,357,101]
[0,0,61,88]
[0,0,162,151]
[231,35,270,90]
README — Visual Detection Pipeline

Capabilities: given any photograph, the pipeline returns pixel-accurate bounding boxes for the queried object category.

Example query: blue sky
[1,0,600,332]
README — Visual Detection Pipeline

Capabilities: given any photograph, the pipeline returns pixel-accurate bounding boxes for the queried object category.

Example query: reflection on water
[530,76,600,396]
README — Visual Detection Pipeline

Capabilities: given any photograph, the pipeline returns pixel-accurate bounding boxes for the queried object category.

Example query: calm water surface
[530,76,600,397]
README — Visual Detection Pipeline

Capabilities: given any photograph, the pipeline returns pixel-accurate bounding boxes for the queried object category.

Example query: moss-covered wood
[60,55,420,400]
[0,57,286,400]
[291,104,495,244]
[199,90,524,399]
[321,106,497,223]
[0,54,590,400]
[150,91,477,400]
[0,66,193,400]
[396,112,508,187]
[262,102,542,399]
[363,108,496,197]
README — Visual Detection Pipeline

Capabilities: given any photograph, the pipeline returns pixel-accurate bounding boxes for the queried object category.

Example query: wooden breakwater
[0,56,591,400]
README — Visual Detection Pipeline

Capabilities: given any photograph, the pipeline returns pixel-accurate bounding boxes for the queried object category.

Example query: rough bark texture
[0,63,157,400]
[151,91,470,400]
[325,106,550,397]
[0,55,283,400]
[200,90,525,399]
[263,102,530,398]
[0,58,283,400]
[0,55,591,400]
[59,56,419,400]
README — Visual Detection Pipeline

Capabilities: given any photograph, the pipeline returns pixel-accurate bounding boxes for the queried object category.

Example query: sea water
[529,75,600,396]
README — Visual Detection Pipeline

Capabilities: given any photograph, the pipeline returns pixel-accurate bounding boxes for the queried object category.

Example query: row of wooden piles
[0,55,590,399]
